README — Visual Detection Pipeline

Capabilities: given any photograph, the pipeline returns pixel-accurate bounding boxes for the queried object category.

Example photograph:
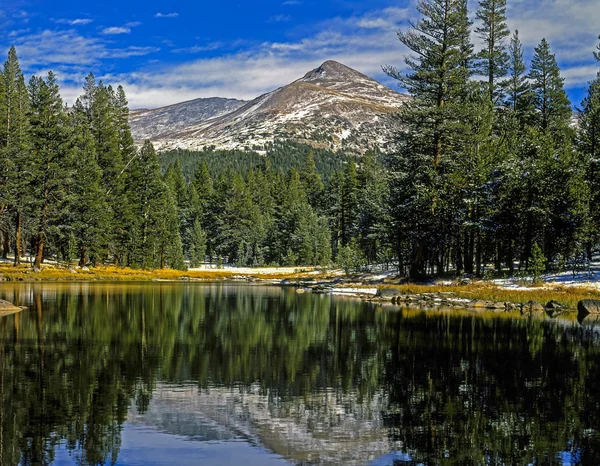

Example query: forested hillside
[1,0,600,277]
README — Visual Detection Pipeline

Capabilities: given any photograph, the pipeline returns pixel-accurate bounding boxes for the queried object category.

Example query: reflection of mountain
[129,383,402,466]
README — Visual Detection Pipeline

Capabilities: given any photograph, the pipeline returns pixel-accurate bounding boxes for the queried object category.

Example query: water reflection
[0,283,599,465]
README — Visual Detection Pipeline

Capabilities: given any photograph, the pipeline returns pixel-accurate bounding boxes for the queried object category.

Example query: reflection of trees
[0,284,600,464]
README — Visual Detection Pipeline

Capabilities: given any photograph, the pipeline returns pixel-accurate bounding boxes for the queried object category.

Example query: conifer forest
[1,0,600,279]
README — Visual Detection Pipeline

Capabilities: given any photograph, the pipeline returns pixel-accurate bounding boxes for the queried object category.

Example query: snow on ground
[492,259,600,290]
[188,265,321,275]
[330,287,378,296]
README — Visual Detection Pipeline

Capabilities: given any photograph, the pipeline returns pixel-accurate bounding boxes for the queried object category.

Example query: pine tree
[578,40,600,252]
[475,0,510,103]
[529,38,572,131]
[187,219,207,268]
[385,0,474,276]
[28,72,72,269]
[0,47,31,265]
[299,150,324,210]
[68,99,109,266]
[503,30,533,117]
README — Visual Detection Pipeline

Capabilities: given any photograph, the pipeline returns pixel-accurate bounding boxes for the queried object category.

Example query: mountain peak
[300,60,371,85]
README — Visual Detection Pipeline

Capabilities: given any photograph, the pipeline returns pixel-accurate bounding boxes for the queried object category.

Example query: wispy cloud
[102,26,131,35]
[268,14,292,23]
[54,18,93,25]
[9,29,158,69]
[8,28,30,37]
[155,12,179,18]
[282,0,302,5]
[172,42,224,54]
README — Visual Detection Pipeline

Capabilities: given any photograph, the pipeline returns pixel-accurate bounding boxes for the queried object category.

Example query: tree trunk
[79,246,87,267]
[508,239,515,275]
[410,242,426,278]
[455,233,463,275]
[14,211,22,266]
[2,229,9,259]
[475,232,482,277]
[34,202,47,270]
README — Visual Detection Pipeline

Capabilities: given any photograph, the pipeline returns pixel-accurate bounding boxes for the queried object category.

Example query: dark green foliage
[0,46,31,265]
[28,72,73,269]
[529,39,572,131]
[158,141,353,182]
[67,100,109,265]
[503,30,534,119]
[475,0,510,102]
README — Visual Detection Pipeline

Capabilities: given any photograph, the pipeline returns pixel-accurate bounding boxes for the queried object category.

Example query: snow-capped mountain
[130,60,410,153]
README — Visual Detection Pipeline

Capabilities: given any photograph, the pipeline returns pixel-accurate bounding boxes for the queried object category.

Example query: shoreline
[2,263,600,312]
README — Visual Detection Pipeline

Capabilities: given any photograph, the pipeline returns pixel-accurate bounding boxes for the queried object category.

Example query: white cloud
[102,26,131,35]
[55,18,93,25]
[7,29,158,69]
[282,0,302,5]
[155,13,179,18]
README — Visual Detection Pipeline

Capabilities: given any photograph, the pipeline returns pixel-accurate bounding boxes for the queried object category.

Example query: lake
[1,282,599,465]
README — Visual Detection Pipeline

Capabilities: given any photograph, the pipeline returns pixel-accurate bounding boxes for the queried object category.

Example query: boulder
[375,288,401,300]
[523,300,545,312]
[486,302,506,310]
[469,300,486,309]
[546,300,565,310]
[578,300,600,315]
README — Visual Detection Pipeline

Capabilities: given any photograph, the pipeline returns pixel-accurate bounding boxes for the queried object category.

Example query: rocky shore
[288,281,573,315]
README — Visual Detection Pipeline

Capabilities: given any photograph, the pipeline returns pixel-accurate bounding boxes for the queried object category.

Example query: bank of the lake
[3,262,600,312]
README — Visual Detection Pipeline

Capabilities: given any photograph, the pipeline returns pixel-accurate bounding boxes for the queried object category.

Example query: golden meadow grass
[2,264,600,309]
[379,283,600,309]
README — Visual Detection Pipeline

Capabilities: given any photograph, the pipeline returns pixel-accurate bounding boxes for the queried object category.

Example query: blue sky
[0,0,599,109]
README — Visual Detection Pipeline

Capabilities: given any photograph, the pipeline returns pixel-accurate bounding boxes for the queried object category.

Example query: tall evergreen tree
[28,72,72,269]
[128,141,184,269]
[503,30,533,117]
[385,0,474,276]
[68,99,109,266]
[475,0,510,103]
[0,47,31,265]
[529,38,572,131]
[578,39,600,253]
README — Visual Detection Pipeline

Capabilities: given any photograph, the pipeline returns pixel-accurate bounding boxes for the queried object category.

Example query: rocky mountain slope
[130,61,410,153]
[129,97,247,141]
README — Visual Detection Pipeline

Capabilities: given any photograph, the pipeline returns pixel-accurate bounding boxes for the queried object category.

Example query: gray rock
[578,300,600,315]
[524,300,545,312]
[546,300,565,310]
[375,288,401,300]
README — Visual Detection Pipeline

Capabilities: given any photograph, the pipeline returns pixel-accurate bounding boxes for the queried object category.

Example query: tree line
[0,47,185,269]
[383,0,600,278]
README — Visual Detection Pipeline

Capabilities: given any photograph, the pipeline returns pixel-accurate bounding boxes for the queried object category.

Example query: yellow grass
[0,264,315,282]
[379,283,600,309]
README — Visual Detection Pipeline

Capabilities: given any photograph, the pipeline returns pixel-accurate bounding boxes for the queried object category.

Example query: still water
[1,283,600,465]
